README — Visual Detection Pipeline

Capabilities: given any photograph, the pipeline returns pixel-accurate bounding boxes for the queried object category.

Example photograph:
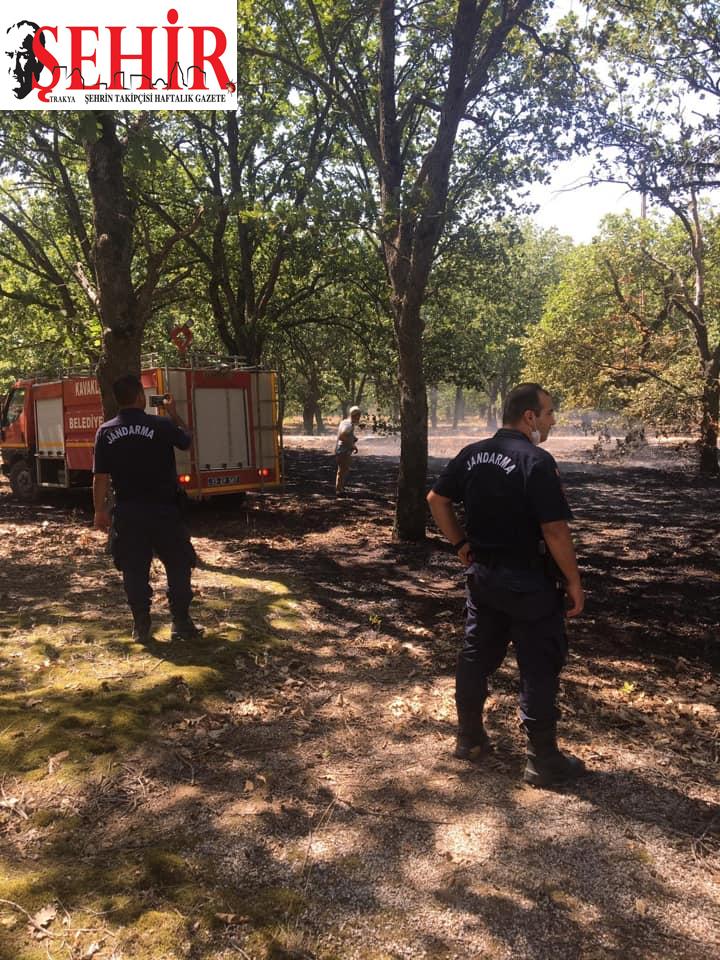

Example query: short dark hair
[502,383,549,425]
[112,374,143,407]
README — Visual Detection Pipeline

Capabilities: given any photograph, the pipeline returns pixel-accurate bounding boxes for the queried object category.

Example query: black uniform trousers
[110,502,196,620]
[456,562,567,730]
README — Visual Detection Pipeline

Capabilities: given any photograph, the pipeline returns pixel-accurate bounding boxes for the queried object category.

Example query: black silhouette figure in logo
[5,21,46,99]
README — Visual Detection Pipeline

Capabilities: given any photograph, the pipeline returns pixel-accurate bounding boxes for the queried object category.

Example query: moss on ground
[0,564,313,958]
[119,909,188,958]
[0,664,221,778]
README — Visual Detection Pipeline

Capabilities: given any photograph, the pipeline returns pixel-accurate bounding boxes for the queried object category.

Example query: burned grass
[0,441,718,960]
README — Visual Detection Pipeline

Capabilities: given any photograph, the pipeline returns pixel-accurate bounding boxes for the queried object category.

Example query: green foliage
[269,234,396,426]
[522,212,707,430]
[0,115,100,375]
[424,221,572,409]
[575,0,720,468]
[0,112,204,381]
[1,3,717,466]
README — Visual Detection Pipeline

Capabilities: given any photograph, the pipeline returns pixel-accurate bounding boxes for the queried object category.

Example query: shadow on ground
[0,448,718,960]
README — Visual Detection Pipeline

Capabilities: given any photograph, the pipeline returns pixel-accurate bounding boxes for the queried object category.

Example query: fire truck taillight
[257,468,271,478]
[178,474,191,484]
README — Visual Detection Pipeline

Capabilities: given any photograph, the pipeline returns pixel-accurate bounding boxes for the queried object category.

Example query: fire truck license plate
[207,475,240,487]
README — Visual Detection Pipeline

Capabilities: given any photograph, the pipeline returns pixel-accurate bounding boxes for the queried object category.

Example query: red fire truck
[0,359,282,501]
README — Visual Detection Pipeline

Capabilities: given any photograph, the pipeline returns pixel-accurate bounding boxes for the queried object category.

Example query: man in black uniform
[93,375,201,644]
[427,383,586,787]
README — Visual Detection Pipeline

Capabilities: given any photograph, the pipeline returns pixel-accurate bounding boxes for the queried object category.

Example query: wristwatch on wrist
[452,537,469,551]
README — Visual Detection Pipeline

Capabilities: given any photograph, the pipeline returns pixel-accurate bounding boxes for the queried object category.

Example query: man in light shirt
[335,405,361,496]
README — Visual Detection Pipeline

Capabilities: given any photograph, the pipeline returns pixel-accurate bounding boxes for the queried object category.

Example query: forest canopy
[1,0,719,534]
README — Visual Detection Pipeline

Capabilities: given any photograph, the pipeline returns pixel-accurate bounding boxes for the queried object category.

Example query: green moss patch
[0,644,223,777]
[120,909,188,958]
[0,563,316,959]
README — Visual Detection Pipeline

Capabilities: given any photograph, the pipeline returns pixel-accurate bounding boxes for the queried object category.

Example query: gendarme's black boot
[170,615,203,642]
[523,723,587,787]
[454,707,493,761]
[131,612,152,644]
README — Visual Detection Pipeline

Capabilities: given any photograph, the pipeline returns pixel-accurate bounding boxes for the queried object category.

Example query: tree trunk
[679,191,718,477]
[276,374,286,433]
[391,306,431,538]
[235,325,264,366]
[487,388,499,430]
[393,354,428,541]
[279,0,535,541]
[96,328,144,419]
[302,399,316,435]
[452,386,464,429]
[429,385,438,430]
[85,113,140,418]
[314,405,325,434]
[699,375,719,476]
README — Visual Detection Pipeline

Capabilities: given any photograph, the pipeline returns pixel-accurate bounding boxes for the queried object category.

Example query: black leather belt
[470,548,545,571]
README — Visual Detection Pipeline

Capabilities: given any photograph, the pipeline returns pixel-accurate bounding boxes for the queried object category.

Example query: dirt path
[0,439,718,960]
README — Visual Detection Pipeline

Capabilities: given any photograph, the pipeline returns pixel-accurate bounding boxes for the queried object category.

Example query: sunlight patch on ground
[198,572,291,596]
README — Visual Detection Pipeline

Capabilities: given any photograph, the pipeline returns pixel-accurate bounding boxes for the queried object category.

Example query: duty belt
[470,547,545,571]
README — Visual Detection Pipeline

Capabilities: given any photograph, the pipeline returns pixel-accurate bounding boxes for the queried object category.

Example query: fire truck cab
[0,379,36,499]
[0,359,282,501]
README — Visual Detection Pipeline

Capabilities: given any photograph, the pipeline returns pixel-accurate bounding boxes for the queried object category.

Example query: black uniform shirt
[93,408,191,506]
[432,428,572,562]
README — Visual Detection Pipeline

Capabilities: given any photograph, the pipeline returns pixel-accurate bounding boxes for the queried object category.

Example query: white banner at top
[1,2,238,110]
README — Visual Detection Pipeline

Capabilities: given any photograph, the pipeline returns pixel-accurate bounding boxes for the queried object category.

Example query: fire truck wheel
[9,460,38,502]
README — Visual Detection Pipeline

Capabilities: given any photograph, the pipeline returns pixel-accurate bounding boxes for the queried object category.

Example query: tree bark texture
[699,371,719,476]
[429,386,438,430]
[394,328,429,540]
[85,114,140,418]
[453,386,465,429]
[686,192,719,475]
[302,400,317,435]
[486,404,498,431]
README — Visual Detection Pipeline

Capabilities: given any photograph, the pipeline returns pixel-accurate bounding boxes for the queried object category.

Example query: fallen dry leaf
[634,898,649,917]
[48,750,70,774]
[28,903,57,940]
[30,904,57,928]
[0,796,29,819]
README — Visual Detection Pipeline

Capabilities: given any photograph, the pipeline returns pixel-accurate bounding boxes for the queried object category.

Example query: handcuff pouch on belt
[471,542,564,582]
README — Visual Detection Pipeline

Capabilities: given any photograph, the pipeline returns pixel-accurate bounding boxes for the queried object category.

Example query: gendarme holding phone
[92,375,202,645]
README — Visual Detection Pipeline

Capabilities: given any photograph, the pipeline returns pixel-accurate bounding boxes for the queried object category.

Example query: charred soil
[0,438,718,960]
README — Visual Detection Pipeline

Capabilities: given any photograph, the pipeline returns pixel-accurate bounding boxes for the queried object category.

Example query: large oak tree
[248,0,581,538]
[0,112,200,416]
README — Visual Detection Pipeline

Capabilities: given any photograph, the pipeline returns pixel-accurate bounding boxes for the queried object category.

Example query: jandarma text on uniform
[466,452,516,474]
[105,425,155,444]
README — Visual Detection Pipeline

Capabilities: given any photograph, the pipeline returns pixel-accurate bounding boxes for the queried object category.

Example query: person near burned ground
[335,405,361,496]
[92,375,202,644]
[427,382,587,788]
